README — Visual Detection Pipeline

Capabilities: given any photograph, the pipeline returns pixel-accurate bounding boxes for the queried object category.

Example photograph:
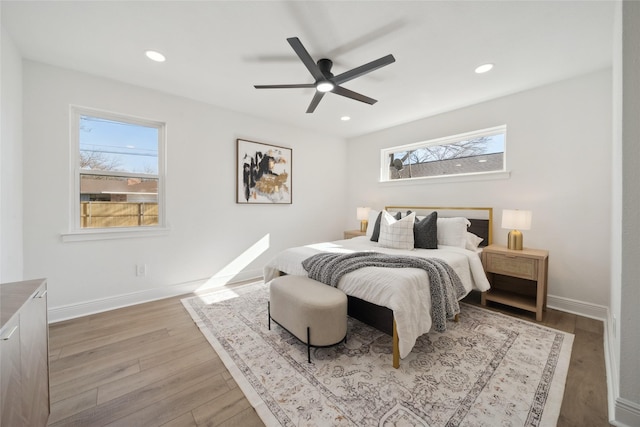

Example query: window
[70,107,165,232]
[380,125,506,182]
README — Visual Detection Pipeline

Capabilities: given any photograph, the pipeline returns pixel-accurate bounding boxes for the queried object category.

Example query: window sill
[61,227,170,242]
[380,170,511,186]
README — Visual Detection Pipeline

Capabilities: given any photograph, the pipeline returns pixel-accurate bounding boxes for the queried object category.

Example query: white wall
[22,61,347,321]
[616,1,640,425]
[346,69,612,313]
[610,0,624,423]
[0,24,24,282]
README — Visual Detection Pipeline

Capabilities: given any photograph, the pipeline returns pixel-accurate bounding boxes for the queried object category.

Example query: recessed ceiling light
[341,116,351,121]
[478,159,488,163]
[474,63,493,74]
[145,50,166,62]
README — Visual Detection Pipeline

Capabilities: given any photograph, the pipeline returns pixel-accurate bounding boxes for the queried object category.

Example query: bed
[263,206,492,368]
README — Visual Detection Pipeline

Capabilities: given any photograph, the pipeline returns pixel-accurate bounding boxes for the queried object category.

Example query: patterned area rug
[182,282,573,427]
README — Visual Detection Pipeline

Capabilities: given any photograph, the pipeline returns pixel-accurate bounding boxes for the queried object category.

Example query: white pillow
[365,210,380,238]
[465,232,484,250]
[378,211,415,250]
[437,217,471,248]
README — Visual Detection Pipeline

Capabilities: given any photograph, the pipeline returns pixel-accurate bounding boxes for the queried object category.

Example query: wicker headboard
[384,206,493,247]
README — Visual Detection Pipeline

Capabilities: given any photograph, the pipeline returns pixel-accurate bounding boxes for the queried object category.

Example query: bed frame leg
[393,319,400,369]
[454,313,459,322]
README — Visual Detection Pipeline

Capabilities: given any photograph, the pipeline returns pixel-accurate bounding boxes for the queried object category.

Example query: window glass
[72,108,164,230]
[382,126,506,181]
[79,115,159,174]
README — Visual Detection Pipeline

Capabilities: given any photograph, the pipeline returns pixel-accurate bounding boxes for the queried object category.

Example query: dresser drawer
[485,252,537,280]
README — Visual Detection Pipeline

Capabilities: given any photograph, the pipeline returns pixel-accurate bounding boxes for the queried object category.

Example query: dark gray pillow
[414,211,438,249]
[370,211,402,242]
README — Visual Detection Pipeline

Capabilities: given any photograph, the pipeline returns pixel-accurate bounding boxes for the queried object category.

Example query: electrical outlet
[136,264,147,277]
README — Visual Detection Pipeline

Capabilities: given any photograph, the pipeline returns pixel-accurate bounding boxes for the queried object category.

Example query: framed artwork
[236,139,292,204]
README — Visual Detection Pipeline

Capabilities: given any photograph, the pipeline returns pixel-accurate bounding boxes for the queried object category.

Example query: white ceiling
[2,1,615,139]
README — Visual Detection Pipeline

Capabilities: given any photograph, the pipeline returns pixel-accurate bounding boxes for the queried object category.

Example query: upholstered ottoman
[268,275,348,363]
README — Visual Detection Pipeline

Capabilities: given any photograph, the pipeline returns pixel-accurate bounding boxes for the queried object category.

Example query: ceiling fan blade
[306,91,326,113]
[333,54,396,85]
[254,84,315,89]
[332,85,378,105]
[287,37,325,81]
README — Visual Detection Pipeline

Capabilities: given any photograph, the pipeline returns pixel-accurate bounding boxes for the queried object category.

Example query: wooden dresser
[0,278,50,426]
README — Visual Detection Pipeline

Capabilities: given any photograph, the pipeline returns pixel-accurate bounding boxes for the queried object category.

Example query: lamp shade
[357,207,371,221]
[501,209,532,230]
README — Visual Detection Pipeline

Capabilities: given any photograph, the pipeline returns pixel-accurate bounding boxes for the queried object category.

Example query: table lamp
[357,207,371,233]
[501,209,532,250]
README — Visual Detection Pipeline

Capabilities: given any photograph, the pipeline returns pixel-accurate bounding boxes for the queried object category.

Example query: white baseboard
[604,310,619,426]
[605,304,640,426]
[574,303,640,427]
[548,295,626,425]
[48,269,263,323]
[611,397,640,427]
[546,294,608,320]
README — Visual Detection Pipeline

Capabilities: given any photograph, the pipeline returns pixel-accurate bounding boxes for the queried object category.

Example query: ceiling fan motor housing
[317,58,334,79]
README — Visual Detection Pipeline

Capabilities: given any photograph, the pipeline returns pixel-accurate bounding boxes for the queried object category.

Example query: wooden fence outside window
[80,202,158,228]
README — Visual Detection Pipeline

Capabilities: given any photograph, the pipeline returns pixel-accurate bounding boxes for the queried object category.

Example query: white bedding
[263,236,490,359]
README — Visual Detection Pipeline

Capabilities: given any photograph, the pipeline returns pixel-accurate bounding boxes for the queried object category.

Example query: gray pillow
[413,211,438,249]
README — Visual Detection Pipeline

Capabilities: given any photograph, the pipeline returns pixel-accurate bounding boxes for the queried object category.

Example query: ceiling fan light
[316,81,334,92]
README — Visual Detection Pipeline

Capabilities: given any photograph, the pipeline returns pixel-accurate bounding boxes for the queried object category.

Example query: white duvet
[263,236,490,359]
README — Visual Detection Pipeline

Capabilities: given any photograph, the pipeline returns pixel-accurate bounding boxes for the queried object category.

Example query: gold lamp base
[360,220,368,233]
[507,230,523,250]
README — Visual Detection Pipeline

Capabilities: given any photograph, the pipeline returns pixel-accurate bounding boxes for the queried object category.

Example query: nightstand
[344,230,366,239]
[481,244,549,321]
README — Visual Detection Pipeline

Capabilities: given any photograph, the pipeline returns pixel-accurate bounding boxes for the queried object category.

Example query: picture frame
[236,139,292,204]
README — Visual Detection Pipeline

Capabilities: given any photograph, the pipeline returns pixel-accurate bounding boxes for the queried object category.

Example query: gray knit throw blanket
[301,252,467,332]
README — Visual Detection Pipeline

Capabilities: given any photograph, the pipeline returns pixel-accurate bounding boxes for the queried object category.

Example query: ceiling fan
[254,37,395,113]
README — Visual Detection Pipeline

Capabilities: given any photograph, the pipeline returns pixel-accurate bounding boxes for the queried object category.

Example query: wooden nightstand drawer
[485,252,537,280]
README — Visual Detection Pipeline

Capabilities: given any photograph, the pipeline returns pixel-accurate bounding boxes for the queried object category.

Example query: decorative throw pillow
[465,232,484,250]
[365,210,380,238]
[378,211,416,250]
[437,217,471,248]
[414,211,438,249]
[370,211,401,242]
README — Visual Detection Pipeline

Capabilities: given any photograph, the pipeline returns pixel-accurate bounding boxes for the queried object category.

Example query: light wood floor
[48,288,611,426]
